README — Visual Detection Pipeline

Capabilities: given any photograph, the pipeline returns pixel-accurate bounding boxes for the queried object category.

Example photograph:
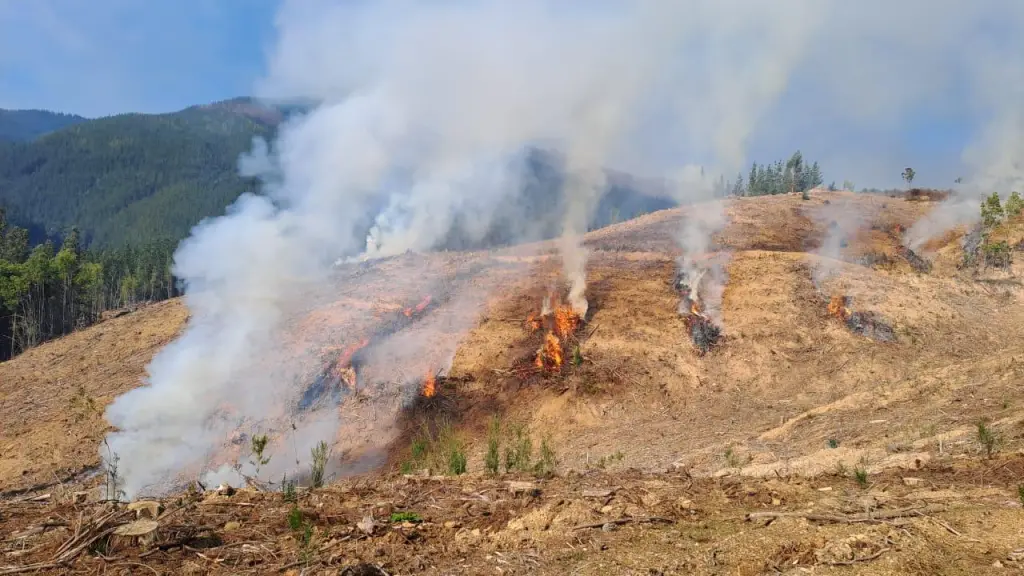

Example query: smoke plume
[102,0,1024,498]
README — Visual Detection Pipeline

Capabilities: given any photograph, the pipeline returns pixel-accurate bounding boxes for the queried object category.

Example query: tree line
[0,207,178,360]
[713,151,824,198]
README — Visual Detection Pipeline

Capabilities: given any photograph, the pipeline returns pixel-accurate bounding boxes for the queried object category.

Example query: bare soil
[2,190,1024,574]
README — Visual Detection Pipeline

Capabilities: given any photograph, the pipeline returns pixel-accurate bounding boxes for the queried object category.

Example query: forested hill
[0,109,88,142]
[0,98,283,248]
[0,98,679,251]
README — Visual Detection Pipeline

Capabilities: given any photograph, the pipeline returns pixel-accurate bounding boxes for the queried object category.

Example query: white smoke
[102,0,1024,498]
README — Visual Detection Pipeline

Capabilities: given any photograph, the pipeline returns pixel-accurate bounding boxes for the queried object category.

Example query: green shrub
[977,419,998,458]
[402,419,468,476]
[310,441,330,488]
[504,423,533,473]
[390,511,423,523]
[1006,191,1023,217]
[287,505,304,532]
[981,192,1004,228]
[282,475,297,503]
[250,433,271,478]
[534,436,557,478]
[854,467,869,487]
[982,240,1012,268]
[448,444,467,475]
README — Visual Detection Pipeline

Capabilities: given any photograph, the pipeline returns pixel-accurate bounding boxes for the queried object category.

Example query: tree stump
[110,520,160,550]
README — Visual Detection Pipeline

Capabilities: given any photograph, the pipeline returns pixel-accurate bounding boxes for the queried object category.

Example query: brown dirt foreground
[2,456,1024,575]
[3,191,1024,574]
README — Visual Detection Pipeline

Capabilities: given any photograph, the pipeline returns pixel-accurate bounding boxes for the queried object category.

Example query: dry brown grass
[2,190,1023,573]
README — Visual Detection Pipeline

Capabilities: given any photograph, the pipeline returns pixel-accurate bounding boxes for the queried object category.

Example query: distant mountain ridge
[0,98,291,247]
[0,109,88,142]
[0,97,675,250]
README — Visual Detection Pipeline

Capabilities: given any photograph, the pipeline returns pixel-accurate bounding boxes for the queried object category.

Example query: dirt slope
[0,300,188,493]
[2,190,1023,575]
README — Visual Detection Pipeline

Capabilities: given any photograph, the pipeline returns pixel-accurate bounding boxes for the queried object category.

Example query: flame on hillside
[536,332,563,370]
[530,292,583,372]
[553,304,582,339]
[825,293,895,342]
[827,295,852,321]
[325,338,369,389]
[404,295,432,317]
[422,370,437,398]
[300,294,441,411]
[675,267,721,356]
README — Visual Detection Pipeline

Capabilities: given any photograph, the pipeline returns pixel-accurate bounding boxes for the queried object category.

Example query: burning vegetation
[422,370,437,398]
[827,295,895,342]
[298,294,442,412]
[526,292,584,373]
[674,270,722,356]
[885,223,932,273]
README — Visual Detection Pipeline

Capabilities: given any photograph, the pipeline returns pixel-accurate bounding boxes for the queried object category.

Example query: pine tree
[808,162,824,189]
[787,151,804,192]
[732,172,745,196]
[0,208,176,360]
[981,192,1004,228]
[1005,191,1023,217]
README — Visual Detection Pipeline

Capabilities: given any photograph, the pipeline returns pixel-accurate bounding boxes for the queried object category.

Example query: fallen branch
[917,512,984,543]
[53,509,121,558]
[572,516,673,531]
[0,465,99,501]
[0,561,65,575]
[747,504,945,525]
[827,548,890,566]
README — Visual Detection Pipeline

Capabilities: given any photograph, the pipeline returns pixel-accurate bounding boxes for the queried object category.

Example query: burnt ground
[3,190,1024,574]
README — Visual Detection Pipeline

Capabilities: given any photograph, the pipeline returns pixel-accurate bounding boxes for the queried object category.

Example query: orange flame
[338,338,369,364]
[553,305,581,338]
[536,332,563,370]
[828,295,851,321]
[422,371,436,397]
[323,338,369,389]
[404,295,433,317]
[528,293,582,372]
[526,313,543,332]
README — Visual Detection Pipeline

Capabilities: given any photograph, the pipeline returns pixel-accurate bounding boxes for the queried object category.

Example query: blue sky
[0,0,279,117]
[0,0,1008,189]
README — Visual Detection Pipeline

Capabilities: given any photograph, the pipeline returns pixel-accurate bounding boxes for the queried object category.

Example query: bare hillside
[3,190,1024,575]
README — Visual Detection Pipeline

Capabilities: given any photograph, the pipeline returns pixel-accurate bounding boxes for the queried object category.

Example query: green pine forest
[0,101,278,248]
[0,207,179,360]
[0,99,285,360]
[722,150,825,197]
